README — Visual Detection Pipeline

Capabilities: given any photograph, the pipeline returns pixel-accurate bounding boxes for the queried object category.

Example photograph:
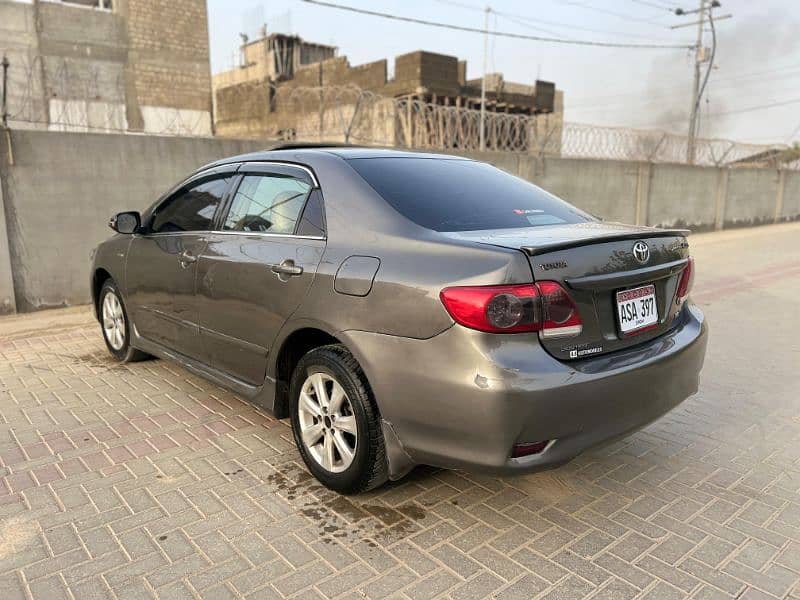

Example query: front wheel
[98,279,150,363]
[289,344,388,494]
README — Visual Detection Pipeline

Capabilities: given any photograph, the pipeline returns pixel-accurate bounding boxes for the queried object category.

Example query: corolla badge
[632,240,650,265]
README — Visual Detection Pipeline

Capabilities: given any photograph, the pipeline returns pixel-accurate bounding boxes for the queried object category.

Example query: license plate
[616,284,658,335]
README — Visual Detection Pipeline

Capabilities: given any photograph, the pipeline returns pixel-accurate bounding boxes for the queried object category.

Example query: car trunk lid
[444,222,691,360]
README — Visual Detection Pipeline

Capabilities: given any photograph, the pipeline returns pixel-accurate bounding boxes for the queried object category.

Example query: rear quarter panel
[278,152,534,341]
[296,236,532,339]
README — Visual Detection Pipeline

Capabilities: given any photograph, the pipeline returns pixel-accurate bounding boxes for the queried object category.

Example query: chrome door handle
[271,260,303,277]
[179,251,197,267]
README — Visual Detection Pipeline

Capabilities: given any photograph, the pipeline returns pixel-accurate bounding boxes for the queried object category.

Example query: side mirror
[109,211,141,234]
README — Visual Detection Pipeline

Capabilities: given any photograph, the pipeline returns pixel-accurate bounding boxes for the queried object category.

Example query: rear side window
[295,190,326,237]
[224,174,311,234]
[151,177,230,233]
[347,158,590,232]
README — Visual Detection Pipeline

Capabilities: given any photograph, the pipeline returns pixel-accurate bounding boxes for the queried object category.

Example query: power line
[556,0,674,26]
[635,96,800,128]
[431,0,682,42]
[430,0,483,11]
[493,10,680,42]
[706,62,800,86]
[300,0,694,49]
[494,13,578,40]
[567,63,800,108]
[433,1,578,40]
[628,0,675,11]
[599,60,800,93]
[569,76,800,112]
[709,97,800,118]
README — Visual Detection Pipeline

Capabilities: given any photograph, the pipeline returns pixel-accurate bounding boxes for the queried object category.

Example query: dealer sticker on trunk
[616,284,658,335]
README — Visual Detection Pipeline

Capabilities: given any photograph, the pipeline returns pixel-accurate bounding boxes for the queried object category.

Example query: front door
[126,174,233,358]
[196,164,326,385]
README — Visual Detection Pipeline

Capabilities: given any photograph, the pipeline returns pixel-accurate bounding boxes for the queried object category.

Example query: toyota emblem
[632,241,650,265]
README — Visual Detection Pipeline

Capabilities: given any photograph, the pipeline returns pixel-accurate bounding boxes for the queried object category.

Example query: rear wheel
[289,344,388,494]
[98,279,150,363]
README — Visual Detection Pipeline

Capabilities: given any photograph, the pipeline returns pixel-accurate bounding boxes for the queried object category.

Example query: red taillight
[439,281,582,337]
[512,440,550,458]
[439,284,540,333]
[676,256,694,303]
[537,281,583,338]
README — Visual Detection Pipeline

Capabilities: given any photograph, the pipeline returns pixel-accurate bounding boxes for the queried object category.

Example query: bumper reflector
[512,440,550,458]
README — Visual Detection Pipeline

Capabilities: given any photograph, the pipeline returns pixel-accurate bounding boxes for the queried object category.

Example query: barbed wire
[227,82,797,168]
[2,54,796,169]
[262,84,548,153]
[1,54,210,136]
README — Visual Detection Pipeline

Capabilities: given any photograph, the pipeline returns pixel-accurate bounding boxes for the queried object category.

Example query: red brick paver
[1,225,800,599]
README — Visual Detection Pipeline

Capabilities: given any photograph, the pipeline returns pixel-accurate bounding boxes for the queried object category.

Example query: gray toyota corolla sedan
[91,146,707,493]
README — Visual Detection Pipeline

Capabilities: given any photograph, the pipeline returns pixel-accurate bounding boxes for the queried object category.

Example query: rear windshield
[347,157,591,232]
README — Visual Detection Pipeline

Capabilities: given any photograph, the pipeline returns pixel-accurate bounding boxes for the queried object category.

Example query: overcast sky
[206,0,800,145]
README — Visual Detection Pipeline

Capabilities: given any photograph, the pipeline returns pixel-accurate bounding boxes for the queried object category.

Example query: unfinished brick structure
[212,33,563,152]
[0,0,213,135]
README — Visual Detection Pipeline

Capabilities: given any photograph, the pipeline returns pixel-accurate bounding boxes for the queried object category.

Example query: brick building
[212,32,563,151]
[0,0,213,135]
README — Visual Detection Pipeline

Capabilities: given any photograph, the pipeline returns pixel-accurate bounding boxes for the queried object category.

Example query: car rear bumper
[342,303,707,479]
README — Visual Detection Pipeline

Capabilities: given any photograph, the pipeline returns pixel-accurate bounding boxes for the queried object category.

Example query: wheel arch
[272,325,342,418]
[92,268,114,320]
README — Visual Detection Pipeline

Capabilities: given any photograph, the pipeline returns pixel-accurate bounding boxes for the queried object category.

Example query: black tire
[289,344,388,494]
[98,279,150,363]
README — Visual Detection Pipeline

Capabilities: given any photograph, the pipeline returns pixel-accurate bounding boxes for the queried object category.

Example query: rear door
[126,169,235,358]
[195,162,326,385]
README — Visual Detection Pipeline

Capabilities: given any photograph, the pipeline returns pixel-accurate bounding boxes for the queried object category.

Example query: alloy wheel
[297,372,358,473]
[102,292,126,351]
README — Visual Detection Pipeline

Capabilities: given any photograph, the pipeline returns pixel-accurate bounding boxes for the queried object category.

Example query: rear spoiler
[520,228,690,257]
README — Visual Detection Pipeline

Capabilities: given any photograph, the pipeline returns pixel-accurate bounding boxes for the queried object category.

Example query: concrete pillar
[714,168,729,231]
[635,162,652,226]
[0,137,17,314]
[774,170,786,223]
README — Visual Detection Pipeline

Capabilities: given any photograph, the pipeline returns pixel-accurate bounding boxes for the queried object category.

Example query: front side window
[150,177,230,233]
[223,174,312,234]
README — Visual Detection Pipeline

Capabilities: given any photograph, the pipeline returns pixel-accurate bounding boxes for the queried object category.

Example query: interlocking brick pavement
[1,223,800,599]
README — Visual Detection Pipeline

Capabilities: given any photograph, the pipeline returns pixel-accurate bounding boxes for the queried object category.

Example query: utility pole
[686,0,705,164]
[674,0,728,163]
[1,55,9,128]
[479,5,490,152]
[318,61,324,141]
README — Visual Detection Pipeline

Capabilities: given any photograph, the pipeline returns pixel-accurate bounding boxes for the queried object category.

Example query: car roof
[198,145,469,174]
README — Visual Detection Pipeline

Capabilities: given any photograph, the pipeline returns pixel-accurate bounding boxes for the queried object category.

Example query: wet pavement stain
[362,504,405,526]
[13,349,131,378]
[47,350,127,371]
[396,504,426,521]
[266,466,429,545]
